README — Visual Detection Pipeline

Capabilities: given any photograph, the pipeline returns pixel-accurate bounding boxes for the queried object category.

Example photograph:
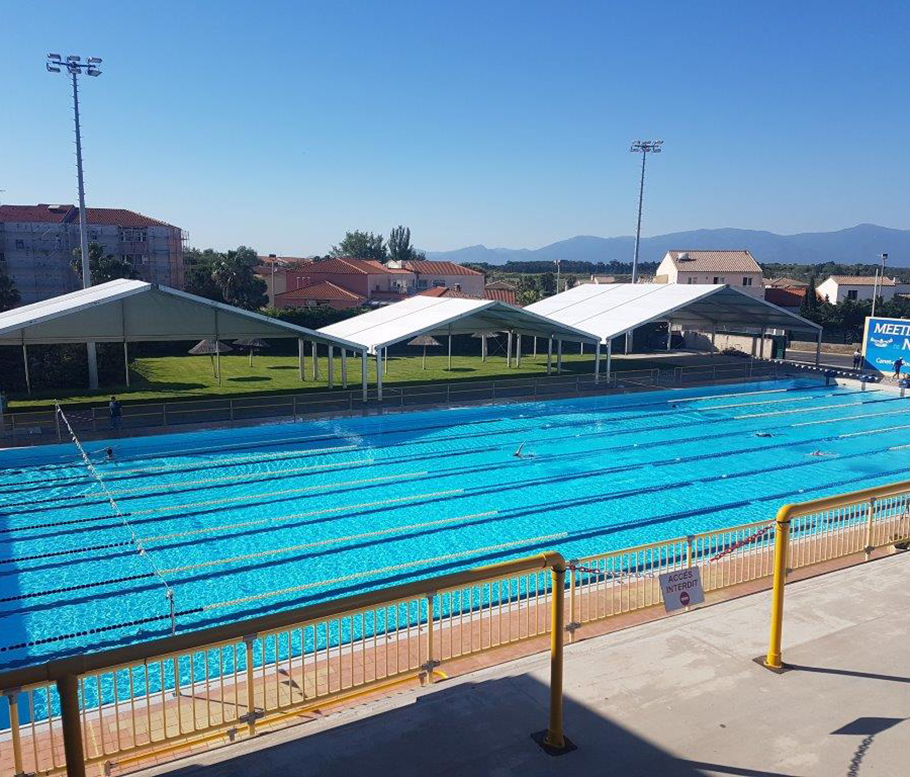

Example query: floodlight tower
[629,140,662,286]
[871,253,888,319]
[46,53,103,389]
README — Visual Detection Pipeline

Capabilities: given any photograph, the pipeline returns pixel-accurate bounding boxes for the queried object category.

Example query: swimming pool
[1,376,908,673]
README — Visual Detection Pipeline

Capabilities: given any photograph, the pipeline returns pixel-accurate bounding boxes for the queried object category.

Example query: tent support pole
[376,350,383,401]
[123,341,130,387]
[506,331,512,368]
[546,336,553,375]
[481,334,487,362]
[328,346,335,389]
[711,324,717,355]
[214,308,222,386]
[312,342,319,380]
[759,327,766,360]
[341,349,348,388]
[516,334,522,368]
[606,340,612,383]
[422,345,427,370]
[22,340,31,395]
[557,339,563,374]
[298,339,305,381]
[361,350,368,402]
[594,341,601,384]
[815,329,822,367]
[667,321,672,351]
[384,347,389,375]
[533,336,537,359]
[448,326,452,370]
[580,342,584,356]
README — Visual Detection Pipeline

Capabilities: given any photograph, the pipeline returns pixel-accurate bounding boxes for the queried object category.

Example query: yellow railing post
[5,689,24,776]
[544,560,566,749]
[863,498,876,561]
[57,674,87,777]
[567,567,576,643]
[764,506,792,670]
[424,592,437,684]
[243,636,257,736]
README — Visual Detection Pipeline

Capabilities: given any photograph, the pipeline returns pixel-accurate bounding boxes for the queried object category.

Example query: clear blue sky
[2,1,908,255]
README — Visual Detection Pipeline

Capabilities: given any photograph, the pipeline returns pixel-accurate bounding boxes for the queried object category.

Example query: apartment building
[0,204,185,304]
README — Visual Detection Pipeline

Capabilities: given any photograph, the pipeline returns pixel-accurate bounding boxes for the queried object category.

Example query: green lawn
[8,351,666,411]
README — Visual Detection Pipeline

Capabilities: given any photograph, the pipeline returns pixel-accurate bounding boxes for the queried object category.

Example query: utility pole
[555,259,561,294]
[627,139,663,352]
[46,53,103,390]
[871,253,888,319]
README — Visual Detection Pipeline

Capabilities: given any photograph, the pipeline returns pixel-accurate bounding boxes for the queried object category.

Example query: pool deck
[142,552,910,777]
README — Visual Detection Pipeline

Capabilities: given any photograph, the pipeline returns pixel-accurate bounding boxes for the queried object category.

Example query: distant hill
[423,224,910,267]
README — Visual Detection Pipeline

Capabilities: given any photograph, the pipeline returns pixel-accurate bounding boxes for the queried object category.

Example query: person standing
[852,348,862,370]
[109,395,122,431]
[893,357,904,381]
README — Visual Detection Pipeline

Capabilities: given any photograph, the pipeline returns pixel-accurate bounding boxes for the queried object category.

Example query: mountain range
[423,224,910,267]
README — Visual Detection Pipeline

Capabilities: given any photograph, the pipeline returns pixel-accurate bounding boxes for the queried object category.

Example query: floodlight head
[46,63,61,73]
[88,57,102,64]
[66,55,81,62]
[87,67,101,76]
[47,53,62,61]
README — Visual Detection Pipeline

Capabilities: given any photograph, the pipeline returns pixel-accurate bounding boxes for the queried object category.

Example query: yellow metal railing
[0,553,567,777]
[763,478,910,670]
[2,478,908,777]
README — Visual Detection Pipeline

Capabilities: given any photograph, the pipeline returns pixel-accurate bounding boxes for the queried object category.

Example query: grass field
[7,351,665,410]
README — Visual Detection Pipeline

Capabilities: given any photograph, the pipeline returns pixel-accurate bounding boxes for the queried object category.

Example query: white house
[815,275,910,304]
[654,250,764,298]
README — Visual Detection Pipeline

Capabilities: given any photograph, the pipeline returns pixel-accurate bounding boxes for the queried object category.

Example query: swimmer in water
[514,443,526,458]
[809,450,836,457]
[755,432,772,438]
[105,447,114,461]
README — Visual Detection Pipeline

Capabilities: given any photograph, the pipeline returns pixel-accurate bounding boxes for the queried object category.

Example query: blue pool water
[1,377,908,674]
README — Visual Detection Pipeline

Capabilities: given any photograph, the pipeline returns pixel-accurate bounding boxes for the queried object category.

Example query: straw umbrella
[408,334,442,370]
[233,338,270,367]
[189,339,234,380]
[471,331,497,363]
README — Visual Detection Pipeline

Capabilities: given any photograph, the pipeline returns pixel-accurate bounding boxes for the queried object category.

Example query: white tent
[0,279,368,395]
[527,283,822,378]
[319,295,601,399]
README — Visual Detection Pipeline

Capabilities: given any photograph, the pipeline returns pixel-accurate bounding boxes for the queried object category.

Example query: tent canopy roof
[0,279,365,350]
[526,283,821,344]
[318,295,599,353]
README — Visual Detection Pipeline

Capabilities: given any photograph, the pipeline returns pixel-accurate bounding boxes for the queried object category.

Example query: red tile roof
[764,287,807,307]
[0,203,175,228]
[275,280,365,303]
[404,260,482,276]
[308,257,413,275]
[417,286,520,306]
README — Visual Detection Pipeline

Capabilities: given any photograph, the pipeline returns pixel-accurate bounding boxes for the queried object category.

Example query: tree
[540,271,556,296]
[183,248,225,302]
[799,276,820,320]
[564,275,577,290]
[388,225,422,264]
[330,231,387,263]
[211,246,268,310]
[516,275,541,306]
[71,242,138,285]
[0,272,20,312]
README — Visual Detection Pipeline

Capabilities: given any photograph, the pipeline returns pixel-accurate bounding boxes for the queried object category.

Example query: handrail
[0,552,564,691]
[776,477,910,521]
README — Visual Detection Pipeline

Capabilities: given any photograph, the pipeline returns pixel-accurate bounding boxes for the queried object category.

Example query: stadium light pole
[627,139,662,352]
[46,52,103,390]
[871,252,887,319]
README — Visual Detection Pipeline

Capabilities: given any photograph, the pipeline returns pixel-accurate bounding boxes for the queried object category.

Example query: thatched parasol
[189,339,234,377]
[408,334,442,370]
[234,338,270,366]
[471,331,498,362]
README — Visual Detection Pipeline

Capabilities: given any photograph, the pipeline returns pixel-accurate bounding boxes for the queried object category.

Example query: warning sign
[658,567,704,613]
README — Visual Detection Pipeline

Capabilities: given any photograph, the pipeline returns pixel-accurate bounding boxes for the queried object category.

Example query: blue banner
[862,316,910,374]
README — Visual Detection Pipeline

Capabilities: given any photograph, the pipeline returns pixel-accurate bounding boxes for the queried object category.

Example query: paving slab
[144,553,910,777]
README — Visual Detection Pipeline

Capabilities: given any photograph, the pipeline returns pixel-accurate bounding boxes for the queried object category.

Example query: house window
[713,276,725,284]
[847,289,858,300]
[687,277,695,284]
[417,279,428,289]
[433,280,446,288]
[15,239,25,250]
[742,277,753,286]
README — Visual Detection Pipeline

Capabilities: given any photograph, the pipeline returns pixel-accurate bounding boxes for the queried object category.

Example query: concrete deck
[145,553,909,777]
